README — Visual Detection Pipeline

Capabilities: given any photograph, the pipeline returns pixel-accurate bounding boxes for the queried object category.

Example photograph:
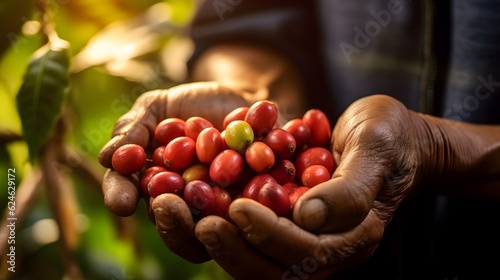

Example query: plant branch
[0,130,22,145]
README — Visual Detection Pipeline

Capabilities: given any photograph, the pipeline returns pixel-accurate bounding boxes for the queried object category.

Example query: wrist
[412,112,500,198]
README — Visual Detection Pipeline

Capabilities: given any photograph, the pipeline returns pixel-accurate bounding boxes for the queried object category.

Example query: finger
[230,199,384,279]
[293,105,402,233]
[165,82,250,130]
[195,215,286,280]
[293,149,384,233]
[313,209,385,273]
[99,90,168,168]
[151,193,211,263]
[229,199,320,268]
[102,169,140,217]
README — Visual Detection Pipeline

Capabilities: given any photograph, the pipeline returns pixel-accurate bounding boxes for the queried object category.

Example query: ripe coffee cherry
[258,182,291,217]
[289,186,310,207]
[154,118,185,145]
[302,165,330,187]
[245,142,275,173]
[262,128,296,159]
[267,159,296,185]
[185,117,214,140]
[152,146,167,168]
[213,187,232,218]
[245,100,278,137]
[283,182,301,194]
[225,120,254,152]
[223,107,249,129]
[295,147,336,178]
[243,173,276,201]
[302,109,331,148]
[140,166,167,195]
[196,127,223,164]
[282,119,311,151]
[182,164,211,184]
[163,136,196,170]
[184,180,216,218]
[220,130,230,150]
[111,144,146,175]
[148,171,185,198]
[210,150,244,187]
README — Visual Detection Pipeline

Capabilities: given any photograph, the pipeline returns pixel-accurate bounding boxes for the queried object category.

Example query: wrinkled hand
[194,95,435,279]
[98,82,249,263]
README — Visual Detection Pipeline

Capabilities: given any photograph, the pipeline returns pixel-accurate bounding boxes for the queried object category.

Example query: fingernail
[299,198,328,231]
[154,207,176,230]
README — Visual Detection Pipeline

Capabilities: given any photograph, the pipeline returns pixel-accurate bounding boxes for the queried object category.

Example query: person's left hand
[194,95,430,279]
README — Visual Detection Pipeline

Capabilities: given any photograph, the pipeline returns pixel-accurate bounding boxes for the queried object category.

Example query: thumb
[98,89,168,168]
[293,149,384,233]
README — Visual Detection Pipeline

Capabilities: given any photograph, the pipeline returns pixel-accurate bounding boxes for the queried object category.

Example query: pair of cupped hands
[97,82,441,279]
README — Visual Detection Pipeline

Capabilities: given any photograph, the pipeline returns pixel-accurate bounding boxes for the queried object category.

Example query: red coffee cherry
[262,128,296,159]
[220,130,230,150]
[289,186,310,208]
[295,147,336,179]
[184,180,216,218]
[244,100,278,137]
[154,118,186,145]
[243,173,276,201]
[283,182,301,194]
[267,159,296,185]
[184,116,214,140]
[302,109,331,148]
[210,150,244,187]
[302,165,330,187]
[196,127,223,164]
[147,171,185,198]
[258,181,291,217]
[152,146,167,168]
[140,166,167,195]
[213,186,232,218]
[282,119,311,151]
[245,142,275,173]
[111,144,146,175]
[223,106,250,129]
[163,136,196,170]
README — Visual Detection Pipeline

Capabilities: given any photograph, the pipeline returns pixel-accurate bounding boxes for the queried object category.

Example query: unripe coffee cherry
[225,120,254,152]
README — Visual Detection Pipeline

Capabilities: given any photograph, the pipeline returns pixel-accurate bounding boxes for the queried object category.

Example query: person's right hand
[98,82,250,263]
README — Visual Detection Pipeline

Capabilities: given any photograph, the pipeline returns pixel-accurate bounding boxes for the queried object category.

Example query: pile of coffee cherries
[111,100,335,219]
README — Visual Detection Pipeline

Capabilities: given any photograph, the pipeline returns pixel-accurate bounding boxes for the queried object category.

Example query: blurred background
[0,0,233,279]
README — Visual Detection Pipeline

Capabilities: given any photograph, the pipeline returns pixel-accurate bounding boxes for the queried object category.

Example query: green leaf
[16,45,70,162]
